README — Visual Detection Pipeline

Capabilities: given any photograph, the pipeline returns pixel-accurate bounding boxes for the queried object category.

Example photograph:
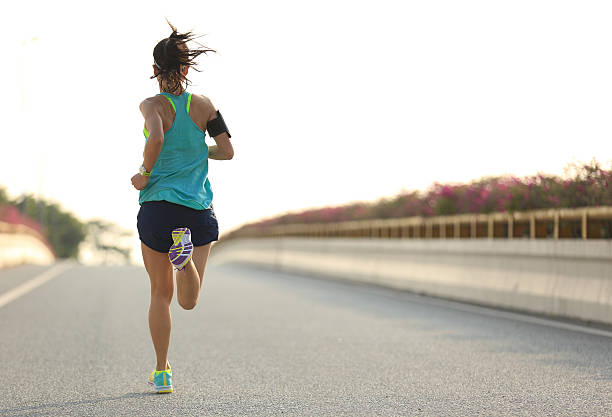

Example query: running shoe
[169,227,193,270]
[148,364,173,394]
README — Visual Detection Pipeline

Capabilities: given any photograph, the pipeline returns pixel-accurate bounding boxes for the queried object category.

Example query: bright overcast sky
[3,0,612,242]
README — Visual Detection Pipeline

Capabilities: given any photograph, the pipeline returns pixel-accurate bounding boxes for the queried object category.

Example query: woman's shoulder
[139,94,167,111]
[189,93,217,120]
[190,93,214,109]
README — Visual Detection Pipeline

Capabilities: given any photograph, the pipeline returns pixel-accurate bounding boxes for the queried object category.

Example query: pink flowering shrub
[246,160,612,229]
[0,204,44,233]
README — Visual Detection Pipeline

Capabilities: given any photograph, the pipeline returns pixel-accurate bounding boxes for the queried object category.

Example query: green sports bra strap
[162,95,176,113]
[186,93,192,113]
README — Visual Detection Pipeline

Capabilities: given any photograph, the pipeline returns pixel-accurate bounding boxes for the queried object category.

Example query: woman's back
[139,91,216,210]
[154,92,216,133]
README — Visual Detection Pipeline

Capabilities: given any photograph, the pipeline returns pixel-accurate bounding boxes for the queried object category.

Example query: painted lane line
[248,266,612,339]
[0,262,73,309]
[394,291,612,339]
[218,265,612,340]
[443,300,612,339]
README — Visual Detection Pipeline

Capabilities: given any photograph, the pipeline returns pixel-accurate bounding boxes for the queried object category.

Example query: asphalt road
[1,261,612,416]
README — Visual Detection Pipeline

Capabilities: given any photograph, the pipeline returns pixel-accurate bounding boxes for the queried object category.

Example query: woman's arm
[140,99,165,170]
[208,131,234,160]
[131,98,165,190]
[200,95,234,160]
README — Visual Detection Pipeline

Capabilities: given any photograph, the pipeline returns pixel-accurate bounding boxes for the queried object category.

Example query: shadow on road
[2,391,155,416]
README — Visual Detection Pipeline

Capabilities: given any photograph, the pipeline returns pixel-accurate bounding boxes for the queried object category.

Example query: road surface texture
[1,261,612,416]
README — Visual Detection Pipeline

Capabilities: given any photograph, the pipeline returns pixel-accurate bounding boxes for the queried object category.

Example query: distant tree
[0,187,8,205]
[13,194,86,258]
[81,219,133,264]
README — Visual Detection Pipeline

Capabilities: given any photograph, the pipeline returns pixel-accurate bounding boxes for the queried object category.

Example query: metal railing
[225,206,612,240]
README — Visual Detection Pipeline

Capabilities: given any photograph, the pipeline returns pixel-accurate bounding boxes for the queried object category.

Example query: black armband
[207,110,231,138]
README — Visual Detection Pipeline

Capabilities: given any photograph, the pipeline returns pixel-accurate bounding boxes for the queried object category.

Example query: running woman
[131,23,234,394]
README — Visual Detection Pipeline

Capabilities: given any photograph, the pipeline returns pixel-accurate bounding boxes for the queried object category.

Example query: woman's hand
[131,173,150,190]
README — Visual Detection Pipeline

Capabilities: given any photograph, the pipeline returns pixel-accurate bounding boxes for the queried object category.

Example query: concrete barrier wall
[0,222,55,268]
[211,238,612,325]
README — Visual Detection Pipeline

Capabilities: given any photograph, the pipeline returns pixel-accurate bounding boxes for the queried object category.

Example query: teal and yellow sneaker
[148,364,173,394]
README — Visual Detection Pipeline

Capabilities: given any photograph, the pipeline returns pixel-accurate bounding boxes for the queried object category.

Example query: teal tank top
[139,91,213,210]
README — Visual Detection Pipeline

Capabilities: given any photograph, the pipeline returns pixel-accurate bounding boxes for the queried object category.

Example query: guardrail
[0,220,55,268]
[0,221,49,245]
[225,206,612,240]
[211,237,612,325]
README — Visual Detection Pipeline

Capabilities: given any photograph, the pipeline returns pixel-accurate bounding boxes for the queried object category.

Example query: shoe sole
[170,246,193,270]
[149,379,173,393]
[169,228,193,270]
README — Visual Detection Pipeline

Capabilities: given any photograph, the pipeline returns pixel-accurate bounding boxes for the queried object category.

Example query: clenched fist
[131,173,150,190]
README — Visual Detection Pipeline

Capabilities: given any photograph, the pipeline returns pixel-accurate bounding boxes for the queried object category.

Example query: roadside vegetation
[244,160,612,229]
[0,189,131,261]
[0,192,85,258]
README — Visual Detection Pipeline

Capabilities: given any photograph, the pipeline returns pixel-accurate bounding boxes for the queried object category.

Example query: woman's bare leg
[175,243,212,310]
[141,242,174,371]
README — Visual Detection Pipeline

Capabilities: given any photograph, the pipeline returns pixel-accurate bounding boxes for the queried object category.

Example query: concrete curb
[0,233,55,269]
[211,238,612,325]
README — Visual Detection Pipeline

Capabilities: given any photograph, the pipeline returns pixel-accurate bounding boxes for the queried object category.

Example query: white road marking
[394,291,612,339]
[219,264,612,339]
[0,262,73,309]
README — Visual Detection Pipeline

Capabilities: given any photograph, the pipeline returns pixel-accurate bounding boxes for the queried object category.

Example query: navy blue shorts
[137,201,219,253]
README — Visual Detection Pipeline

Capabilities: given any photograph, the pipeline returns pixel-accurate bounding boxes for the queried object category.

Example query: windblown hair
[151,20,215,93]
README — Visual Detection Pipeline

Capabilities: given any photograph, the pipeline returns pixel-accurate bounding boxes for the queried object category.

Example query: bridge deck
[1,263,611,416]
